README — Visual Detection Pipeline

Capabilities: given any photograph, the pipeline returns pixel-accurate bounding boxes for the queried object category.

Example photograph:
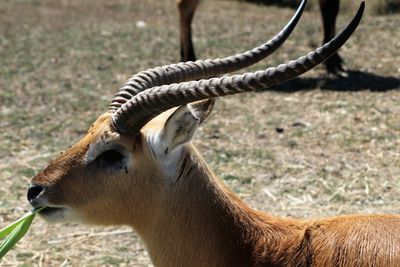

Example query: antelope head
[27,101,215,230]
[27,0,364,244]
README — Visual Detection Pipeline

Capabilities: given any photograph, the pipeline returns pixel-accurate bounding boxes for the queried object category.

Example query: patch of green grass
[0,208,43,259]
[210,149,241,164]
[16,252,35,261]
[223,174,253,185]
[252,149,274,161]
[286,140,298,148]
[97,255,124,265]
[17,168,36,178]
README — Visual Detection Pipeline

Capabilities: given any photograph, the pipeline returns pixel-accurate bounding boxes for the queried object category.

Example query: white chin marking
[39,207,81,223]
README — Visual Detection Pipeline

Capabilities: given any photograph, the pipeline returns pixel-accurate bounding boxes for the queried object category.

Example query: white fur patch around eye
[85,141,108,163]
[85,141,134,174]
[84,133,122,164]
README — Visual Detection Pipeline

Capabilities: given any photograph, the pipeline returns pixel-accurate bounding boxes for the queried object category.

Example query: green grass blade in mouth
[0,207,44,259]
[0,209,36,239]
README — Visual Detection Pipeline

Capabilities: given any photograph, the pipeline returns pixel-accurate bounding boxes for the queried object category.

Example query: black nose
[27,184,43,203]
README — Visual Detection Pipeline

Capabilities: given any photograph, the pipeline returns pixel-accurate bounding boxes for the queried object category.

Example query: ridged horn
[108,0,307,111]
[112,2,364,135]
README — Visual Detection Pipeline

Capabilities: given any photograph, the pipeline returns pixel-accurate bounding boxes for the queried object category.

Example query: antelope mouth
[40,206,65,215]
[36,206,70,222]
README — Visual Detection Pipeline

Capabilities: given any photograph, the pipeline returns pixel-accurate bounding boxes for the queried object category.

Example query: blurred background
[0,0,399,266]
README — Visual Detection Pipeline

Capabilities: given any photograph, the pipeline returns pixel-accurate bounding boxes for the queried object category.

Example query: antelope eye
[95,149,124,167]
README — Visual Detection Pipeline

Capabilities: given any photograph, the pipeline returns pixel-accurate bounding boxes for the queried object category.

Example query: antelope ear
[187,98,215,124]
[159,99,215,153]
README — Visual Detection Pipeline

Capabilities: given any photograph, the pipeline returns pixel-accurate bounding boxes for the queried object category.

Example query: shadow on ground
[267,70,400,92]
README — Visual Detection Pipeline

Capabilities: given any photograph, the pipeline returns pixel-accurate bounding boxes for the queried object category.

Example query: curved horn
[112,1,364,135]
[109,0,307,111]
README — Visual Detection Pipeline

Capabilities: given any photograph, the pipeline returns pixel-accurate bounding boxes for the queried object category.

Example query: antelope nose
[27,184,43,203]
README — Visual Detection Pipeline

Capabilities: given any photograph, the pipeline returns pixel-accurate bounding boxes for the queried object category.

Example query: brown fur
[30,111,400,266]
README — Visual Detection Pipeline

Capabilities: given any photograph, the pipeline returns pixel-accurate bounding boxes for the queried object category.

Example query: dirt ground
[0,0,399,266]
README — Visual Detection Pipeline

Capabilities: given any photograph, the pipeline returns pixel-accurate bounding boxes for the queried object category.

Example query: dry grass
[0,0,399,266]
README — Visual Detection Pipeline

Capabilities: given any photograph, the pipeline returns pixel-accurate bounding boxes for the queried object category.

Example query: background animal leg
[319,0,346,75]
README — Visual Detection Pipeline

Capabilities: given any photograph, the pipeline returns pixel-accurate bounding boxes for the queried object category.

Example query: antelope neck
[134,145,305,266]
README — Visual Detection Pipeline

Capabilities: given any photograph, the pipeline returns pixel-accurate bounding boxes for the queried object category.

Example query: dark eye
[96,149,124,167]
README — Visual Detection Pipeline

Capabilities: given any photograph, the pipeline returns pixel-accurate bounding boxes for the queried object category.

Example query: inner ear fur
[187,98,215,124]
[159,98,215,153]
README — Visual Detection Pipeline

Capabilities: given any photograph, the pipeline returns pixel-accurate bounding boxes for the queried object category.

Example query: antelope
[177,0,346,74]
[26,2,400,266]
